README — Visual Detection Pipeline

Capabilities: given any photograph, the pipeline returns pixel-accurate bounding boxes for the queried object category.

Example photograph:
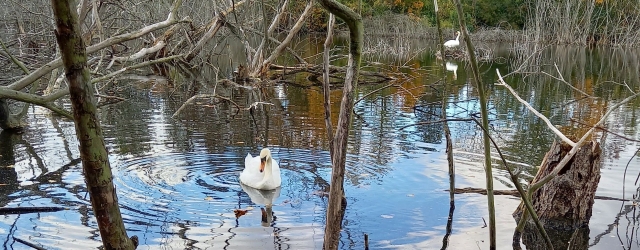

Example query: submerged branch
[0,206,66,215]
[13,237,48,250]
[450,188,629,202]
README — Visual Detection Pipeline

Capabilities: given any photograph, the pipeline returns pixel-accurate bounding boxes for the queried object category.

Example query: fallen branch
[0,206,66,215]
[13,237,48,250]
[9,0,186,91]
[449,187,629,201]
[92,54,185,84]
[107,41,166,69]
[270,64,395,81]
[250,0,291,68]
[253,0,314,76]
[186,1,246,61]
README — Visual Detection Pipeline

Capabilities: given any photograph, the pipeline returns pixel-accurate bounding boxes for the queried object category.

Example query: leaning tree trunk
[50,1,137,249]
[513,140,601,250]
[317,0,363,249]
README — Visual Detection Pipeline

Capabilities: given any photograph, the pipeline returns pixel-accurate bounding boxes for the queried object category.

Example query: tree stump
[513,140,601,250]
[0,99,21,130]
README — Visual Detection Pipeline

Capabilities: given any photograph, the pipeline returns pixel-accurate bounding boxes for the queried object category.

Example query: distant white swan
[444,31,461,48]
[240,148,281,190]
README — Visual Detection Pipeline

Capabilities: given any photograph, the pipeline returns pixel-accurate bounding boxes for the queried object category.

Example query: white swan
[240,148,281,190]
[444,31,461,48]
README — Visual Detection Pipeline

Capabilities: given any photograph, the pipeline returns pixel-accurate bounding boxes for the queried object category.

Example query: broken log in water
[0,206,66,215]
[13,237,48,250]
[513,140,602,250]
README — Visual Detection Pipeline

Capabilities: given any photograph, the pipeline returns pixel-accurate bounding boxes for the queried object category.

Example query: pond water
[1,40,640,250]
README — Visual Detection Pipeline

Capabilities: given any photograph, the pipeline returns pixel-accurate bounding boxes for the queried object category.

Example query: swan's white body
[240,148,281,190]
[444,31,461,48]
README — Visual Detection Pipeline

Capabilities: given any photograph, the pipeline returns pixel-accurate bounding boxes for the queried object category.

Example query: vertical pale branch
[317,0,363,249]
[450,0,496,248]
[323,13,336,158]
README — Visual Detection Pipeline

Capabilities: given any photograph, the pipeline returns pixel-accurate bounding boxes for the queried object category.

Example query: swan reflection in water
[240,182,280,227]
[445,61,458,80]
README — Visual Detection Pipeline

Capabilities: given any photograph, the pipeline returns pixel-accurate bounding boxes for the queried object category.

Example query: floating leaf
[234,209,248,218]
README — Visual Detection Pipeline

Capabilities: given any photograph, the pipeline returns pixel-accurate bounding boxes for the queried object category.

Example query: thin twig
[496,69,576,146]
[245,101,274,110]
[95,94,126,101]
[569,118,640,142]
[172,94,240,118]
[537,63,592,97]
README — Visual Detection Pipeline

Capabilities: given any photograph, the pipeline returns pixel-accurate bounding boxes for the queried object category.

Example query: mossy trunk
[513,140,601,250]
[50,1,137,249]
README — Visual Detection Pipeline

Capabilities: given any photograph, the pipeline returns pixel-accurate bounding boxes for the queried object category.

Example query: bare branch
[107,41,166,69]
[9,1,187,91]
[532,90,640,190]
[253,0,314,76]
[172,94,240,118]
[496,69,576,146]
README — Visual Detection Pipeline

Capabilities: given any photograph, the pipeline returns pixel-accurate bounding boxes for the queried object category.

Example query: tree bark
[317,1,363,249]
[50,0,137,249]
[513,140,601,250]
[0,99,21,130]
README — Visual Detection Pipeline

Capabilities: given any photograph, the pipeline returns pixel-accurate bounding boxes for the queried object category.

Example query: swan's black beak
[260,157,266,173]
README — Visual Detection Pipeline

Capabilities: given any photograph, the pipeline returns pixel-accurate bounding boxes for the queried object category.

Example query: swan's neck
[455,33,460,41]
[262,158,273,179]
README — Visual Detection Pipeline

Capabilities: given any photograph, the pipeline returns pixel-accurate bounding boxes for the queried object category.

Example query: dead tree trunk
[318,0,363,249]
[0,99,21,130]
[513,140,602,250]
[51,0,137,249]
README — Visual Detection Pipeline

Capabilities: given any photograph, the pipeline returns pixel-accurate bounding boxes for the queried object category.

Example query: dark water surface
[1,44,640,249]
